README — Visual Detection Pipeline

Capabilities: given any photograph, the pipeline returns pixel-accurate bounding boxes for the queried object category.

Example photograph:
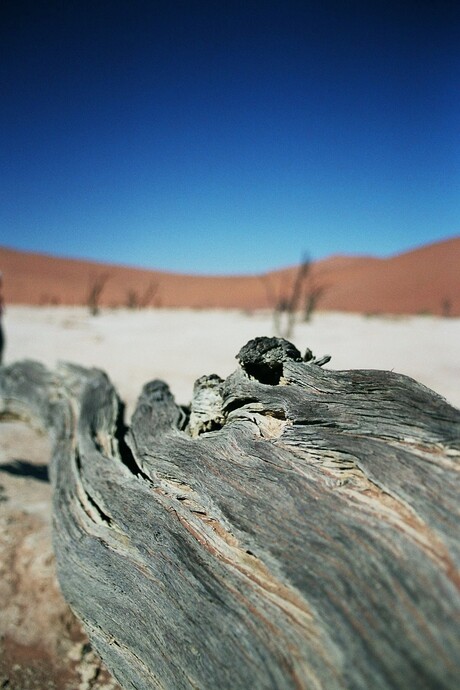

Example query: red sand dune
[0,237,459,315]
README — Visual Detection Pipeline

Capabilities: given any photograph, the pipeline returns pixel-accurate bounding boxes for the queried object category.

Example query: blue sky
[1,0,458,274]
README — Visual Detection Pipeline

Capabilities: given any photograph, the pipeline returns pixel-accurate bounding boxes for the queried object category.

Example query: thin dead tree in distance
[263,253,324,338]
[87,272,110,316]
[126,280,159,309]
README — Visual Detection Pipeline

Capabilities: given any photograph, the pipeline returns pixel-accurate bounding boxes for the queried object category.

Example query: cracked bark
[0,338,459,690]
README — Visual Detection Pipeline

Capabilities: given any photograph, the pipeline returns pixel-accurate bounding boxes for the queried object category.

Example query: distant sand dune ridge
[0,236,459,315]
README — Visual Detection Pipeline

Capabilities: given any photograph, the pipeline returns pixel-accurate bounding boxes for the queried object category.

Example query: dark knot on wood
[236,336,302,384]
[236,336,331,384]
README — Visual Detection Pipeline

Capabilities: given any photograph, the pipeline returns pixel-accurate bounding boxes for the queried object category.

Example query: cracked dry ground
[0,420,122,690]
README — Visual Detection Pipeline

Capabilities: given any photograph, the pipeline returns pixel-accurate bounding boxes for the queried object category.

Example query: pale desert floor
[3,306,460,411]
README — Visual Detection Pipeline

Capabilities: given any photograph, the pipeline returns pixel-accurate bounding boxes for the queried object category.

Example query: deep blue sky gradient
[1,0,458,274]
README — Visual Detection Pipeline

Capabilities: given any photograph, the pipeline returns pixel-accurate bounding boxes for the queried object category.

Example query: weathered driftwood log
[0,337,459,690]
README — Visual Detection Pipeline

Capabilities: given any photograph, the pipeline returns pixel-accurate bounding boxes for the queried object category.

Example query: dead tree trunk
[0,337,459,690]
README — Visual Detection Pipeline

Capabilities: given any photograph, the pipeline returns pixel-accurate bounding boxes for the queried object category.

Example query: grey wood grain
[0,337,459,690]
